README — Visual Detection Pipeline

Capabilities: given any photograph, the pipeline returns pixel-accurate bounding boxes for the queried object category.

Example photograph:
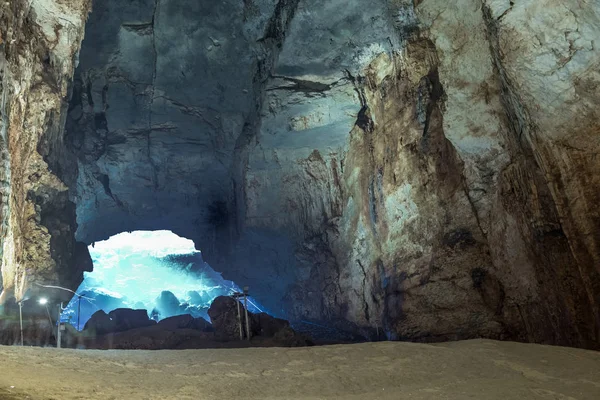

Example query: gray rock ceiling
[66,0,394,244]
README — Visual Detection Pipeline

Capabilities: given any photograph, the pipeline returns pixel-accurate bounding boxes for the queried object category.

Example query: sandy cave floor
[1,339,599,400]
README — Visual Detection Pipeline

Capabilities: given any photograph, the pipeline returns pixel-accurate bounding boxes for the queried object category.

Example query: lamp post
[77,294,82,331]
[38,298,56,344]
[236,296,243,340]
[39,297,52,326]
[18,301,23,346]
[56,302,65,349]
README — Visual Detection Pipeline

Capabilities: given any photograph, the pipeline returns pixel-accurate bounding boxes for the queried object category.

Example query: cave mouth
[60,230,264,330]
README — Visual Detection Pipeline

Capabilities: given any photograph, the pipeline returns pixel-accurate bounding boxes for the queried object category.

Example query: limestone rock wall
[480,0,600,347]
[0,0,92,305]
[236,0,600,347]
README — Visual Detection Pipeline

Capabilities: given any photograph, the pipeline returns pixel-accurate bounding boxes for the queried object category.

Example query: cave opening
[60,230,264,330]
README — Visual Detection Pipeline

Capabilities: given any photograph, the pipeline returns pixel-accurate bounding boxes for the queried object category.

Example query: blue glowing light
[62,230,263,329]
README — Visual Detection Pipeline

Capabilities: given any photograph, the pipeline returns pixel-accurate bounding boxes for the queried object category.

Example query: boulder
[187,290,212,306]
[207,297,311,344]
[249,312,313,346]
[155,291,182,318]
[84,309,156,335]
[83,310,116,335]
[108,308,155,332]
[208,296,247,340]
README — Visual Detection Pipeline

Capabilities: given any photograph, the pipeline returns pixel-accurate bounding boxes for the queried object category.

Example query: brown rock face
[0,0,599,349]
[479,1,600,348]
[0,0,92,305]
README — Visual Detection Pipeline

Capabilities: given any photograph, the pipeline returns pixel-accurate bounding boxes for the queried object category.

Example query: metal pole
[243,287,250,341]
[43,303,57,347]
[77,295,81,330]
[235,294,243,340]
[18,301,23,346]
[57,303,62,349]
[44,304,53,335]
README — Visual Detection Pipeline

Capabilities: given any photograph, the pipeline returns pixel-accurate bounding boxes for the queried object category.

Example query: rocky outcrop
[0,0,598,349]
[208,296,250,341]
[208,295,310,345]
[68,301,309,349]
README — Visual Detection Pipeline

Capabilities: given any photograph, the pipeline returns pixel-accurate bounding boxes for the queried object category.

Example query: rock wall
[0,0,92,305]
[1,0,598,348]
[480,0,600,347]
[234,0,600,347]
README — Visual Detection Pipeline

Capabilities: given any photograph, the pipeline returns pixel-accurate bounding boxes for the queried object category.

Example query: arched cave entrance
[61,230,265,330]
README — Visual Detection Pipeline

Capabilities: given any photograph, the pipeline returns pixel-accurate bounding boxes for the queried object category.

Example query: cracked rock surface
[1,0,599,348]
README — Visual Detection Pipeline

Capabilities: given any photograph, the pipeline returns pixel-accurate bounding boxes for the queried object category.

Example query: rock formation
[71,302,308,350]
[0,0,599,349]
[0,0,92,305]
[84,308,157,335]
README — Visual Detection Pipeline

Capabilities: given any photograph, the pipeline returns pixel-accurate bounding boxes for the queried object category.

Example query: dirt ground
[1,339,599,400]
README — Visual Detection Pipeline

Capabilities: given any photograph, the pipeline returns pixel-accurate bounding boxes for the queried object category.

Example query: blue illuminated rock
[155,291,183,319]
[187,290,212,306]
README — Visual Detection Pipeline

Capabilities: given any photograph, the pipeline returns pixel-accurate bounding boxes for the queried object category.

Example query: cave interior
[0,0,599,350]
